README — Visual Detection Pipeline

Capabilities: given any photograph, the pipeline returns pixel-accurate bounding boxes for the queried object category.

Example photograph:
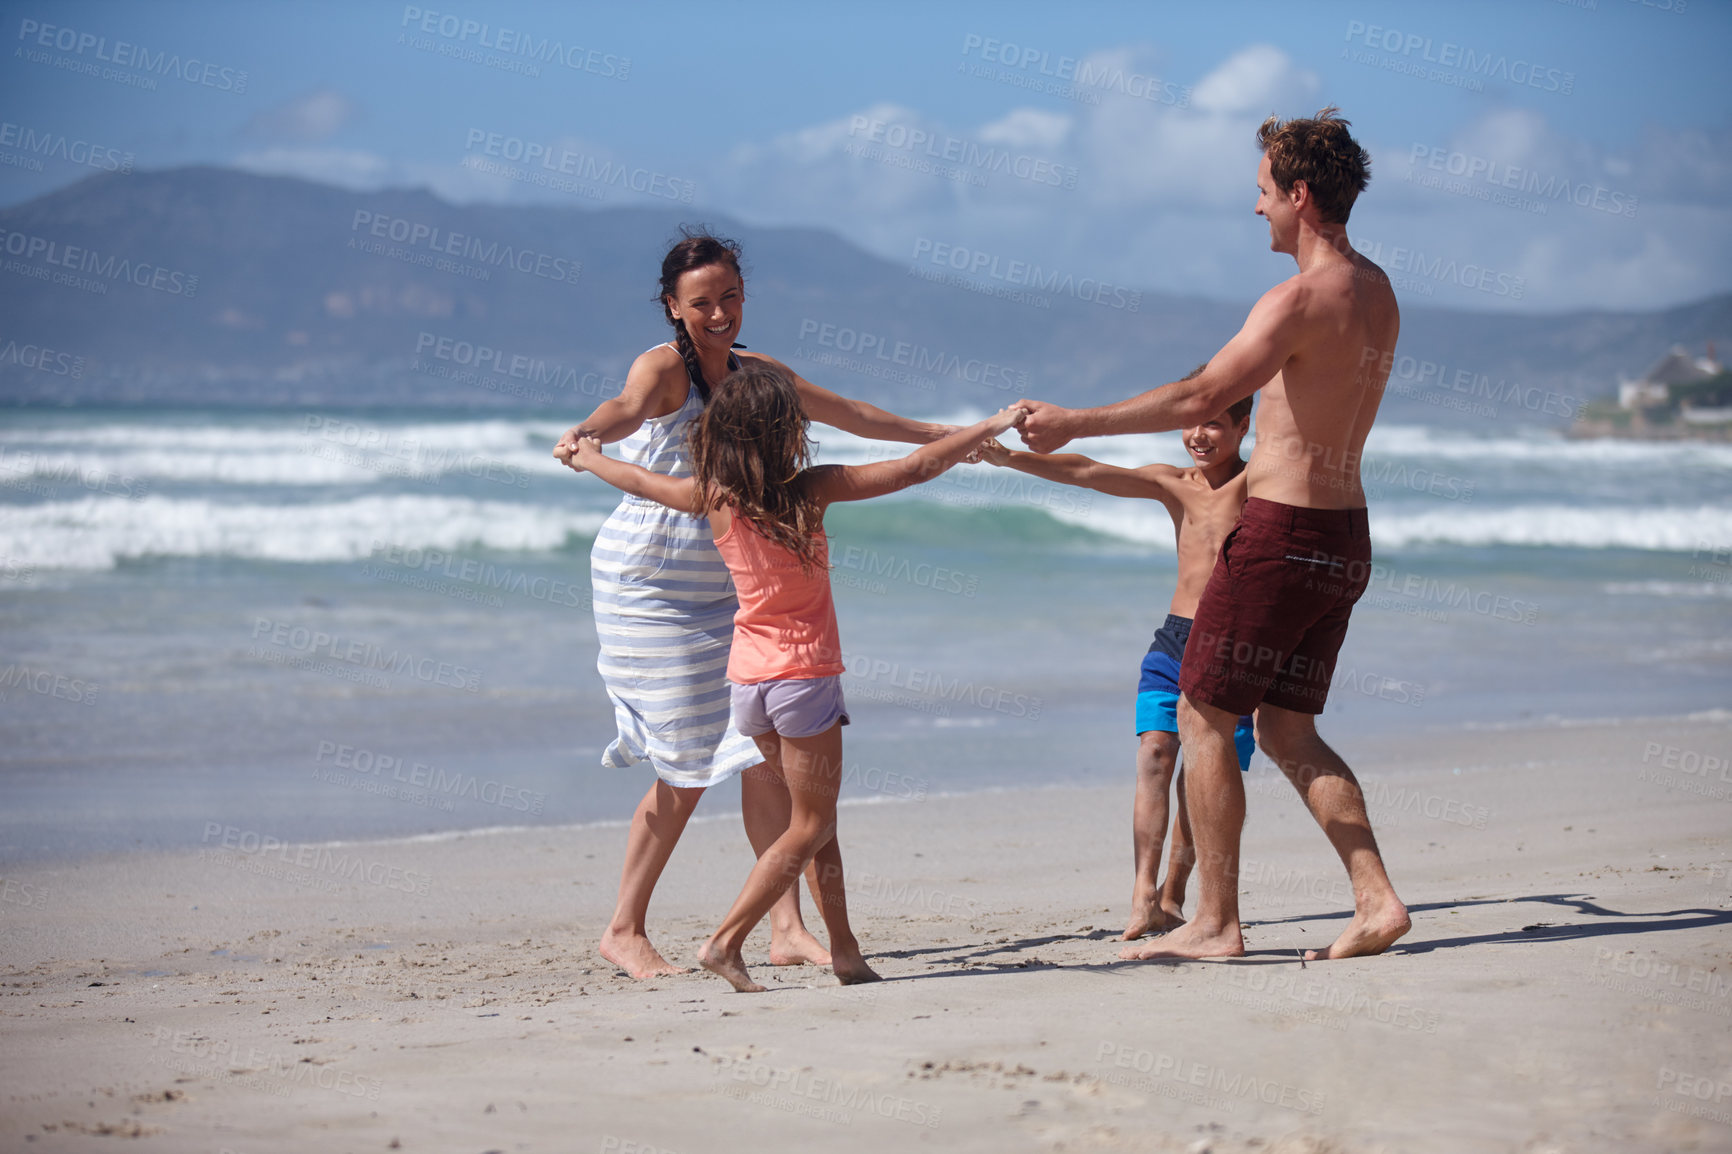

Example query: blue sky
[2,0,1728,312]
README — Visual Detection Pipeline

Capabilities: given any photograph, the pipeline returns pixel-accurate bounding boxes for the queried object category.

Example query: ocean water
[1,408,1729,863]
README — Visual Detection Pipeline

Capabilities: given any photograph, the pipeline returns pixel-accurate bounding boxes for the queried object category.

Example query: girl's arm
[740,352,951,444]
[553,347,687,463]
[812,407,1027,506]
[571,437,706,516]
[978,440,1184,513]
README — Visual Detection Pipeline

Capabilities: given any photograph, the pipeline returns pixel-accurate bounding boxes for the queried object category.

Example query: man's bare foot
[1304,898,1411,961]
[1120,904,1183,941]
[768,926,832,967]
[830,948,882,986]
[599,929,690,979]
[1118,919,1243,961]
[698,940,766,993]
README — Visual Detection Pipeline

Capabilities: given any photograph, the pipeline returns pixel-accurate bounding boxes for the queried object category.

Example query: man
[1016,107,1410,961]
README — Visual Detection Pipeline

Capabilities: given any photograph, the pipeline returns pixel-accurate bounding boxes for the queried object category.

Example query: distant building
[1618,343,1722,410]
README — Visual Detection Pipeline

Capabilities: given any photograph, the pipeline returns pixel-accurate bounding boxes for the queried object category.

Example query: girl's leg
[740,742,832,966]
[601,779,707,978]
[701,722,877,991]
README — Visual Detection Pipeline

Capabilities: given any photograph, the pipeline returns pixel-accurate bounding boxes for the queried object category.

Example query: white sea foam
[0,495,607,570]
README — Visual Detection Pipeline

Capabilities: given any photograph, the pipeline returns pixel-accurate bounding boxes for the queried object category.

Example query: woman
[554,230,947,979]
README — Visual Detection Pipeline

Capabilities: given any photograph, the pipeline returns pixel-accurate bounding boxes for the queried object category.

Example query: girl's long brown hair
[690,362,827,574]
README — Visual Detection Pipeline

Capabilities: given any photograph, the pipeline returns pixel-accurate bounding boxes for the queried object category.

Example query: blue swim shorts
[1135,614,1256,771]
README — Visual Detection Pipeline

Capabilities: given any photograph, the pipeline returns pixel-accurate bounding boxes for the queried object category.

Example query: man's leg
[1120,695,1246,960]
[1123,729,1181,940]
[1256,704,1410,959]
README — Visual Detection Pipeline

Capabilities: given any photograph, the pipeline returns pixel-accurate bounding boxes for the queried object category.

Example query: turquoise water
[1,408,1728,860]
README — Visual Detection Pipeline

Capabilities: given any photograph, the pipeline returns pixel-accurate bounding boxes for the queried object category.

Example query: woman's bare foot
[768,926,833,967]
[829,946,882,986]
[599,929,689,979]
[1121,902,1186,941]
[1304,898,1411,961]
[699,940,766,993]
[1118,918,1243,961]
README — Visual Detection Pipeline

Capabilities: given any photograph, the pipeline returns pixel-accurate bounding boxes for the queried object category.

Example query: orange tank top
[712,514,845,684]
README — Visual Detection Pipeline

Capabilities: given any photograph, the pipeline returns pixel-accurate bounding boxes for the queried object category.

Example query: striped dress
[588,349,761,788]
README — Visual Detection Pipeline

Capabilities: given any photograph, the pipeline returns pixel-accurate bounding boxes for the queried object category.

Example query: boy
[980,373,1255,940]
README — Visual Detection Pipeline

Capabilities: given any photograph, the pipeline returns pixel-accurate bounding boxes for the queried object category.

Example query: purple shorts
[730,675,850,739]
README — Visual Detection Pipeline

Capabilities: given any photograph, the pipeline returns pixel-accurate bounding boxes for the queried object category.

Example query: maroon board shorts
[1179,497,1372,716]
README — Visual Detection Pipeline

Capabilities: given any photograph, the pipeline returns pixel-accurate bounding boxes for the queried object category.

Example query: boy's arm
[979,439,1184,512]
[571,438,704,514]
[813,407,1026,505]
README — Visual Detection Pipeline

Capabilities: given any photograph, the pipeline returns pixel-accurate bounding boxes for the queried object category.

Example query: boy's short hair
[1181,362,1254,427]
[1255,106,1371,225]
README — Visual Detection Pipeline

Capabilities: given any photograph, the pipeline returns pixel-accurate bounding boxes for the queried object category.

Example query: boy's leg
[1256,705,1410,960]
[1158,764,1195,923]
[739,747,832,967]
[1124,729,1181,940]
[601,779,707,978]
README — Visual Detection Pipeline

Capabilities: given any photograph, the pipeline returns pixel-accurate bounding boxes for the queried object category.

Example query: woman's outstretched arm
[741,352,951,444]
[813,407,1028,506]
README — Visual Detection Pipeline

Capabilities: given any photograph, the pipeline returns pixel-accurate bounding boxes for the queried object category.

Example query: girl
[572,363,1025,991]
[552,231,953,979]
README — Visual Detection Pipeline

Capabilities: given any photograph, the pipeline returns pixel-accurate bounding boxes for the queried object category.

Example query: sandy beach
[2,712,1729,1154]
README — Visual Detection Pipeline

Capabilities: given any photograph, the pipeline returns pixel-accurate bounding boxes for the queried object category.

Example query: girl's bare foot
[1304,898,1411,960]
[1118,918,1243,961]
[699,940,766,993]
[768,926,833,967]
[599,929,690,979]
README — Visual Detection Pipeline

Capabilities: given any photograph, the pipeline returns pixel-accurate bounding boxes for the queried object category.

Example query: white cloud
[241,88,360,143]
[1191,44,1321,117]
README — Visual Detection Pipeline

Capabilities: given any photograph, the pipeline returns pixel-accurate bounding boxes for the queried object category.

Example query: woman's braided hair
[656,227,745,403]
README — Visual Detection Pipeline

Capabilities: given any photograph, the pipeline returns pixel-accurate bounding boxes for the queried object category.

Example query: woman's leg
[600,779,706,978]
[700,722,878,991]
[740,745,832,966]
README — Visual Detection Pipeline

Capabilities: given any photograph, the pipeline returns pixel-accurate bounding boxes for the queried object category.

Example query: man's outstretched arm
[1017,282,1304,453]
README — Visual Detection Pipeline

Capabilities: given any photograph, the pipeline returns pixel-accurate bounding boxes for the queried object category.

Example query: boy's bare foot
[599,929,690,979]
[699,940,766,993]
[830,948,882,986]
[1120,902,1186,941]
[768,927,833,967]
[1118,919,1243,961]
[1304,898,1411,961]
